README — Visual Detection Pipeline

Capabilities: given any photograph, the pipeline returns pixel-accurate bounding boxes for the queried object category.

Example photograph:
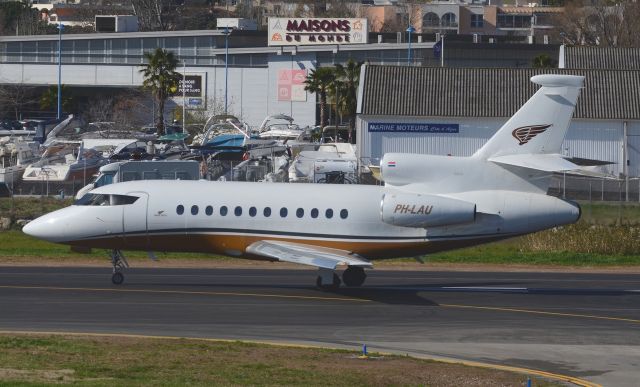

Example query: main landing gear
[316,266,367,290]
[110,249,129,285]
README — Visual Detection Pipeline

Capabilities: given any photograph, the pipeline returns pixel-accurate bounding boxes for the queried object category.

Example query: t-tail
[473,74,584,171]
[380,74,585,194]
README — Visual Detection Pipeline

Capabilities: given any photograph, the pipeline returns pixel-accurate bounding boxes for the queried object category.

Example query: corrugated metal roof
[359,66,640,120]
[564,46,640,70]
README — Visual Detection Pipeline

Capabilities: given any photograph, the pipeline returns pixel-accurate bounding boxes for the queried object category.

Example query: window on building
[441,13,458,28]
[471,14,484,28]
[423,12,440,28]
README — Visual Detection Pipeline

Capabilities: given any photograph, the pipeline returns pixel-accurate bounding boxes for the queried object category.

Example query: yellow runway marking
[0,330,601,387]
[0,285,369,303]
[441,303,640,324]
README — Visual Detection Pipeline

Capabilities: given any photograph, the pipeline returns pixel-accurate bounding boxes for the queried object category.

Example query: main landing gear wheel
[316,273,341,291]
[111,271,124,285]
[109,249,129,285]
[342,266,366,287]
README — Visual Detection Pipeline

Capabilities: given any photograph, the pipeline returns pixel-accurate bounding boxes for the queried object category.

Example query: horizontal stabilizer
[489,154,580,172]
[246,240,373,270]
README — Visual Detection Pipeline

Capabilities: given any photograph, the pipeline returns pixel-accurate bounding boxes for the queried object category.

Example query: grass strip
[0,333,560,386]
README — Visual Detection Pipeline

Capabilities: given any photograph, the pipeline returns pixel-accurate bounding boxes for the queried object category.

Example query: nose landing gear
[110,249,129,285]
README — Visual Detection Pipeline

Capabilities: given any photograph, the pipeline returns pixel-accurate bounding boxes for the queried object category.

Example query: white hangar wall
[357,115,639,177]
[0,55,317,129]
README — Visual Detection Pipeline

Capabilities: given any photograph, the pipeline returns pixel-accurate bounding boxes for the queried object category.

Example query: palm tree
[40,85,73,113]
[330,59,363,143]
[139,48,182,135]
[304,66,335,133]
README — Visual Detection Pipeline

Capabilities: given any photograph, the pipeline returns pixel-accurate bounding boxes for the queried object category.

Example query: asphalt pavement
[0,266,638,386]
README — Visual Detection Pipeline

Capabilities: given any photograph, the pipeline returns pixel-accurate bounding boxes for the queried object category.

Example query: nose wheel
[110,249,129,285]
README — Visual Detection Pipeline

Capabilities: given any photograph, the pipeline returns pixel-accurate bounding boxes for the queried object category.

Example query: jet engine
[381,193,476,228]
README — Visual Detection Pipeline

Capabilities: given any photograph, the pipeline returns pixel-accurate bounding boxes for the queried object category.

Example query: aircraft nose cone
[22,215,66,242]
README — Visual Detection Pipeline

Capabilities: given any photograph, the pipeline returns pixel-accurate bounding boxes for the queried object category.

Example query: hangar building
[356,63,640,179]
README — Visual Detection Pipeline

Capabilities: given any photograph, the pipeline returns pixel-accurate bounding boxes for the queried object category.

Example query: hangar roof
[358,66,640,120]
[563,46,640,70]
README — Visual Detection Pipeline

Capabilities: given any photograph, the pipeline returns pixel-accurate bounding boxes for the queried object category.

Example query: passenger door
[122,191,149,249]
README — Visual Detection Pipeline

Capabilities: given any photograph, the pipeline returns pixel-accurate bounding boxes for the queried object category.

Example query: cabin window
[325,209,333,219]
[311,208,319,218]
[111,195,138,205]
[249,207,257,217]
[263,207,271,217]
[220,206,228,216]
[340,209,348,219]
[235,206,242,216]
[191,205,199,215]
[280,207,288,218]
[296,208,304,218]
[205,206,213,216]
[176,205,184,215]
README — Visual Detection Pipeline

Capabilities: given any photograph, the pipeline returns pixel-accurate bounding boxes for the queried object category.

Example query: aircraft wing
[245,240,373,270]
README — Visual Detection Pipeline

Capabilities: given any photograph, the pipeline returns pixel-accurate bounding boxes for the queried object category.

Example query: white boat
[0,138,40,188]
[288,143,358,183]
[257,114,307,141]
[22,141,106,183]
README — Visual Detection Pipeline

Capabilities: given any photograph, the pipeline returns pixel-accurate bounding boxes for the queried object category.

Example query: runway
[0,266,638,386]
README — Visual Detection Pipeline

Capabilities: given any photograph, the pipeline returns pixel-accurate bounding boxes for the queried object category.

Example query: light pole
[182,60,186,134]
[406,25,415,65]
[57,22,64,120]
[223,26,231,114]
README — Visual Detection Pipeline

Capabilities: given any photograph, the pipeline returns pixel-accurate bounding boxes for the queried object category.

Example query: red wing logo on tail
[512,124,552,145]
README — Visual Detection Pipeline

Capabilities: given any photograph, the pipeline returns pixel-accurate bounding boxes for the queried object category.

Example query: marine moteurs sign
[268,18,368,46]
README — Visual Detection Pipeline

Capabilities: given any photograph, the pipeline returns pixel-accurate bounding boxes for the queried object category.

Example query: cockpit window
[74,193,139,206]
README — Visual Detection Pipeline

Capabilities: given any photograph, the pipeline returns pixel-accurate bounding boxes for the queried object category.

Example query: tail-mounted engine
[381,192,476,228]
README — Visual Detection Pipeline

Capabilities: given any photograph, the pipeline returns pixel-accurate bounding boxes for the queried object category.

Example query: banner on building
[368,123,459,133]
[277,69,307,102]
[268,18,368,46]
[172,73,206,109]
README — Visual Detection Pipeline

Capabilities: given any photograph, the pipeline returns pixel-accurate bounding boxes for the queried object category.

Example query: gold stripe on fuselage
[69,232,507,260]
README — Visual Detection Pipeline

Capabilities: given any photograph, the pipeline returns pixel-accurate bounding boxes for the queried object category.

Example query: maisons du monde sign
[268,18,368,46]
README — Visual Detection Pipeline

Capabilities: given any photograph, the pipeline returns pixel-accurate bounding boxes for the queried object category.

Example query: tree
[139,48,182,136]
[304,67,336,131]
[532,54,557,68]
[330,59,363,142]
[39,85,73,114]
[0,1,47,36]
[131,0,172,31]
[551,0,640,47]
[0,84,39,120]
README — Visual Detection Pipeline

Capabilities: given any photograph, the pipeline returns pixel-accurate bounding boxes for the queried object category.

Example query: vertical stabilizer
[473,74,584,160]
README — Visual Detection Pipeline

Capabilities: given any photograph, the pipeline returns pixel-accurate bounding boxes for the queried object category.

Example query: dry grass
[522,223,640,255]
[0,334,559,387]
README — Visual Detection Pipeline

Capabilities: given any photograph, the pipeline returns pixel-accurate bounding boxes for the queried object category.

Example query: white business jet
[24,74,583,289]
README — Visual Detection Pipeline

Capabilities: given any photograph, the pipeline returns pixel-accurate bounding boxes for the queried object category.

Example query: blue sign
[368,122,459,133]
